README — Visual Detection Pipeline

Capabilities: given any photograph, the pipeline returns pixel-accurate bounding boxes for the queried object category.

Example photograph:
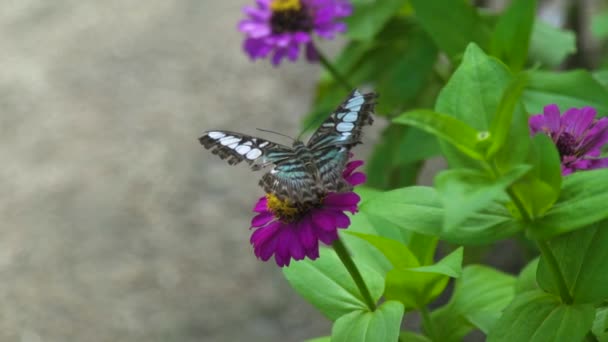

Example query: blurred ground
[0,1,347,341]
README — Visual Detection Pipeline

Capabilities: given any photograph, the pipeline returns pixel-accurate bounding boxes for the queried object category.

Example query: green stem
[420,306,438,341]
[332,237,376,311]
[536,239,573,304]
[494,163,573,304]
[314,43,354,92]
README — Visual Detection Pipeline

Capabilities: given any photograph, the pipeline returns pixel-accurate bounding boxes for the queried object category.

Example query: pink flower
[250,159,365,266]
[529,104,608,175]
[238,0,352,66]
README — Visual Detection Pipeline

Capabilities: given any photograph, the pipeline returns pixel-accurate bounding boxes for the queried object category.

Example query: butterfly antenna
[256,128,297,142]
[297,118,319,140]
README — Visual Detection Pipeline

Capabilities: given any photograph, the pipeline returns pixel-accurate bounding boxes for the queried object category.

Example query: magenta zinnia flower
[238,0,353,66]
[250,159,365,267]
[529,104,608,175]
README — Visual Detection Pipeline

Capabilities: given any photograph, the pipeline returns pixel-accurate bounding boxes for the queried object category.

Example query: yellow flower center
[266,193,300,222]
[270,0,302,12]
[266,193,325,222]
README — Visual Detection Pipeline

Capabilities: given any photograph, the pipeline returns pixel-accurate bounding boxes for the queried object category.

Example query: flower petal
[251,211,274,228]
[324,192,360,212]
[312,210,337,231]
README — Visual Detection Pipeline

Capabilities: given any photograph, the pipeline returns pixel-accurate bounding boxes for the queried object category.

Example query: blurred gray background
[0,1,340,341]
[0,0,595,341]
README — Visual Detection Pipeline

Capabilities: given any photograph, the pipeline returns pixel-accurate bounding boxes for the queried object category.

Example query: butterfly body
[200,90,377,205]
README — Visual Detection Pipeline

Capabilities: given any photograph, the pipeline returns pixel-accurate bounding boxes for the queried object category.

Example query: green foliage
[489,0,536,71]
[537,222,608,304]
[487,291,595,342]
[348,232,462,309]
[410,0,490,61]
[432,265,516,341]
[282,248,384,320]
[530,168,608,239]
[528,20,576,67]
[331,301,404,342]
[344,0,406,41]
[523,70,608,115]
[275,1,608,340]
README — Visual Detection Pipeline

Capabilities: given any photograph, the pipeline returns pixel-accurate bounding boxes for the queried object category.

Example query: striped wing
[259,158,319,204]
[199,130,294,170]
[307,89,377,189]
[307,89,376,150]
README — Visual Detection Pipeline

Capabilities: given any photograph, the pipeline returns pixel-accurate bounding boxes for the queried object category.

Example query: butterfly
[199,89,377,206]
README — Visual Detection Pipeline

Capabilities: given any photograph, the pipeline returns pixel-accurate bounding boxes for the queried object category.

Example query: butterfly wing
[199,130,294,170]
[307,89,376,150]
[306,90,377,190]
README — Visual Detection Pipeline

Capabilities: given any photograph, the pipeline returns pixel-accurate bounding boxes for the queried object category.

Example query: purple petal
[271,48,288,66]
[345,171,366,186]
[243,5,271,21]
[342,159,364,178]
[252,196,268,213]
[324,192,360,212]
[298,217,317,250]
[251,222,281,261]
[251,211,275,228]
[315,228,339,245]
[305,42,319,62]
[332,211,351,228]
[238,21,271,38]
[564,107,595,137]
[579,118,608,153]
[287,43,300,62]
[588,157,608,170]
[543,104,562,133]
[312,210,337,231]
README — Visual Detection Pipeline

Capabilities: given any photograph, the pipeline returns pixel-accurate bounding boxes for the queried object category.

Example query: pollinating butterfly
[199,89,376,208]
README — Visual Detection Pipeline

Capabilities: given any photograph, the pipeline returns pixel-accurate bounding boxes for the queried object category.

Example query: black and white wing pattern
[307,90,377,191]
[199,131,293,170]
[307,90,376,150]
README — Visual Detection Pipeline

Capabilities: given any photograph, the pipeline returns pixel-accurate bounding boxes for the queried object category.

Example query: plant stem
[536,239,573,304]
[420,306,438,341]
[314,43,354,92]
[332,237,376,311]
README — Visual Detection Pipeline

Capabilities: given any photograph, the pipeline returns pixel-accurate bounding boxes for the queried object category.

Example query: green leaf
[346,232,420,269]
[410,247,463,278]
[410,0,490,60]
[528,20,576,67]
[344,0,407,41]
[487,291,595,342]
[384,248,462,309]
[487,74,529,158]
[592,307,608,340]
[283,248,384,320]
[591,11,608,39]
[432,265,516,341]
[399,331,432,342]
[435,166,531,231]
[522,70,608,115]
[489,0,537,71]
[436,43,512,131]
[593,69,608,89]
[306,337,331,342]
[366,124,436,190]
[393,109,485,160]
[515,258,540,294]
[530,168,608,239]
[509,134,562,219]
[537,221,608,304]
[435,43,512,168]
[331,301,404,342]
[360,186,524,245]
